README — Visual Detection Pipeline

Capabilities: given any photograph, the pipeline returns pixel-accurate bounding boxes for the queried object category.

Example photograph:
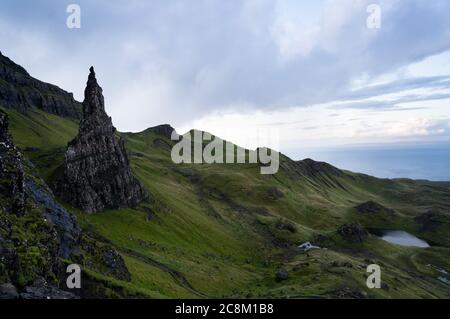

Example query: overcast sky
[1,0,450,154]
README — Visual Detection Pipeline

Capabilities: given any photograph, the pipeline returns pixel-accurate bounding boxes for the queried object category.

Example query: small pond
[378,230,430,248]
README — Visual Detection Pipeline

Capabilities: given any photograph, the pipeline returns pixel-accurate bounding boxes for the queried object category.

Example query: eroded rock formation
[56,67,147,213]
[338,223,368,243]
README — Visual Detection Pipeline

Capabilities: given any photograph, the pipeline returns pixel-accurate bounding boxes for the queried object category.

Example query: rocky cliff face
[56,67,147,213]
[0,51,82,119]
[0,110,25,216]
[1,110,81,257]
[0,110,74,298]
[1,109,131,299]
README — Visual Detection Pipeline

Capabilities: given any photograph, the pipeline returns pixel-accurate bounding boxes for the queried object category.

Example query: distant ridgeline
[0,51,82,119]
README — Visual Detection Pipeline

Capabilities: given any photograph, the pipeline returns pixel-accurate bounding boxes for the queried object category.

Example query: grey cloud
[343,76,450,101]
[302,126,318,130]
[261,119,308,127]
[332,91,450,111]
[1,0,450,131]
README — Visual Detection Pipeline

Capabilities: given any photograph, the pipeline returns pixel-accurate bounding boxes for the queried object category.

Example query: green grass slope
[5,108,450,299]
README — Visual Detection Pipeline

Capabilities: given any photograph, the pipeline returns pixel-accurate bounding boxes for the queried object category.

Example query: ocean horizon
[290,142,450,182]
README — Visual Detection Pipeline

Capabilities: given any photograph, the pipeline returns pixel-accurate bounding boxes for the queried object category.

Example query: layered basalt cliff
[55,67,147,213]
[0,51,82,119]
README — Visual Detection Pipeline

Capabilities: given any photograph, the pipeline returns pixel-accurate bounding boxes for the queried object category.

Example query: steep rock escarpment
[0,110,25,215]
[0,51,82,119]
[55,67,147,213]
[0,110,77,298]
[24,175,81,259]
[1,110,131,299]
[1,109,80,258]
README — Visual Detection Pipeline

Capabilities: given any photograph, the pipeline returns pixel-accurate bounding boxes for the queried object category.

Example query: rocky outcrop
[338,223,368,243]
[334,287,367,299]
[267,187,284,200]
[19,278,77,299]
[149,124,176,139]
[0,110,25,215]
[1,101,130,299]
[55,67,147,213]
[0,283,19,299]
[355,201,395,215]
[76,237,131,282]
[0,110,76,298]
[275,219,297,233]
[0,51,82,119]
[25,176,81,258]
[1,111,80,257]
[414,208,450,247]
[415,208,449,232]
[275,268,289,282]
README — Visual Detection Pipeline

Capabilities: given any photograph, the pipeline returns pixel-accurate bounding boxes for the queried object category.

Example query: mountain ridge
[0,52,82,119]
[1,53,450,299]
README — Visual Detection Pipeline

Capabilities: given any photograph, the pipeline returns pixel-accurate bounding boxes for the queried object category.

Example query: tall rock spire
[79,67,111,133]
[78,66,112,139]
[55,67,147,213]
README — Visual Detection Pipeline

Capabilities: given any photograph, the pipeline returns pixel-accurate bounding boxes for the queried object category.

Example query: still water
[380,230,430,248]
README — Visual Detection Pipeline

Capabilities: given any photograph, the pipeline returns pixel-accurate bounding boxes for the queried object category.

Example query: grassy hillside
[4,107,450,299]
[0,107,78,181]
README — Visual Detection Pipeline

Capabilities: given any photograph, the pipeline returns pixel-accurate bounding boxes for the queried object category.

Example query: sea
[288,142,450,181]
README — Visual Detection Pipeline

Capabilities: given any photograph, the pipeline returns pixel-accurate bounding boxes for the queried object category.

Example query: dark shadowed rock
[20,278,77,299]
[76,236,131,282]
[0,112,79,292]
[275,219,297,233]
[25,177,81,258]
[55,67,147,213]
[102,248,132,281]
[275,268,289,282]
[267,187,284,200]
[334,287,367,299]
[0,52,82,119]
[1,100,130,298]
[0,110,25,215]
[330,260,353,268]
[355,201,395,215]
[0,283,19,299]
[338,223,368,243]
[415,208,450,232]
